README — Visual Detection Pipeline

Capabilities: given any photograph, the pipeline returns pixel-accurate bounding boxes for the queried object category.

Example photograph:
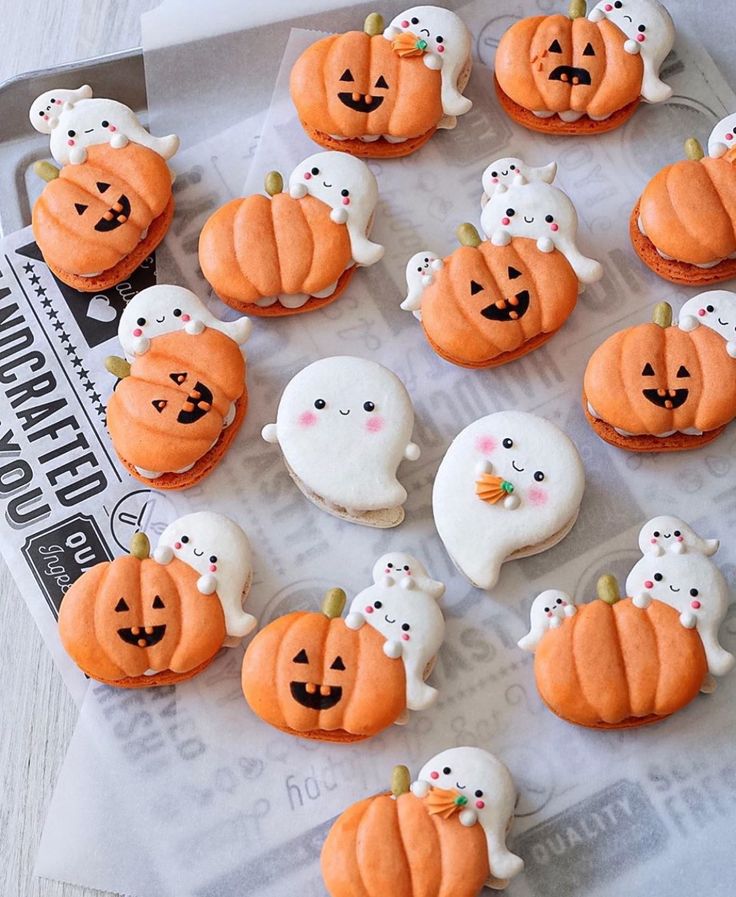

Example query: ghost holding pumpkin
[517,589,577,652]
[480,157,557,204]
[679,290,736,358]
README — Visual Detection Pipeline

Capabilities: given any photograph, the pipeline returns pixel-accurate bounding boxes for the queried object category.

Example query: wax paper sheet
[12,2,736,896]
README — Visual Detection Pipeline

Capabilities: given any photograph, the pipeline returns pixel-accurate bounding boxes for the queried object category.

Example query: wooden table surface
[1,2,735,896]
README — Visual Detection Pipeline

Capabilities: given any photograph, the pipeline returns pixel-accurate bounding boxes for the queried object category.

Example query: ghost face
[679,291,736,355]
[29,85,93,133]
[387,6,455,59]
[518,589,575,652]
[708,113,736,158]
[433,411,585,590]
[401,251,443,316]
[483,180,576,246]
[638,515,719,557]
[370,552,443,595]
[266,356,418,513]
[481,158,557,201]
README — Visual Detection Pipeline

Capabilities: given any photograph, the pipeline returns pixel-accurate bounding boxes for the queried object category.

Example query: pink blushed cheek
[492,177,499,183]
[67,139,75,146]
[209,564,217,572]
[501,216,510,226]
[604,3,612,9]
[698,308,707,316]
[132,327,143,337]
[365,415,384,433]
[174,542,181,550]
[474,435,496,454]
[650,537,657,544]
[550,223,559,232]
[527,486,547,507]
[108,124,117,132]
[401,19,410,27]
[303,171,312,180]
[636,33,645,42]
[644,579,654,589]
[727,133,734,141]
[430,770,439,780]
[342,197,350,205]
[365,606,374,614]
[475,800,485,809]
[691,600,701,609]
[402,633,410,641]
[437,45,445,53]
[181,313,191,322]
[298,411,317,427]
[676,535,684,542]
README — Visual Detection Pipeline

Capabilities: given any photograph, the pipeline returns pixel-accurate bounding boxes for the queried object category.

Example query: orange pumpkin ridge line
[610,601,634,717]
[567,610,600,722]
[290,196,320,294]
[393,794,420,896]
[664,163,724,260]
[645,604,664,713]
[619,325,652,434]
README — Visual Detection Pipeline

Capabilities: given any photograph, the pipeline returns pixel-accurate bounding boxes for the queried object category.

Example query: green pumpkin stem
[322,588,347,619]
[652,302,673,328]
[391,765,411,797]
[568,0,587,19]
[264,171,283,197]
[457,223,482,248]
[597,574,620,606]
[130,532,150,560]
[684,138,705,162]
[364,12,384,36]
[33,160,60,182]
[105,356,131,379]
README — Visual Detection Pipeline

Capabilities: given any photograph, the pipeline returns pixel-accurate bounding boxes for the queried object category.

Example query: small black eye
[475,790,484,798]
[506,208,515,217]
[101,119,109,127]
[341,188,349,197]
[363,401,375,412]
[638,24,646,32]
[115,598,129,612]
[690,588,699,597]
[654,573,663,582]
[707,305,715,312]
[173,308,182,317]
[387,563,393,568]
[411,16,419,24]
[67,129,76,137]
[674,530,681,537]
[491,171,498,177]
[653,531,660,537]
[443,766,452,775]
[417,267,423,272]
[534,471,545,482]
[642,362,655,376]
[374,600,383,609]
[136,317,146,326]
[556,598,563,604]
[403,565,409,571]
[545,214,554,223]
[549,39,562,53]
[181,535,189,544]
[38,111,45,117]
[424,257,429,263]
[544,607,550,613]
[311,167,319,175]
[614,1,623,7]
[401,623,410,631]
[152,595,165,609]
[503,438,513,448]
[509,164,516,170]
[209,555,217,563]
[314,398,326,409]
[677,366,690,378]
[293,649,308,664]
[436,35,443,43]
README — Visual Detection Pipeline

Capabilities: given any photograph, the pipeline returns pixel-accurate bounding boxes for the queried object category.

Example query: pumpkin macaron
[632,138,736,285]
[242,587,408,742]
[58,532,227,687]
[290,7,473,158]
[494,0,674,135]
[199,151,383,315]
[584,301,736,451]
[105,322,247,488]
[321,749,523,895]
[401,223,579,368]
[31,142,174,292]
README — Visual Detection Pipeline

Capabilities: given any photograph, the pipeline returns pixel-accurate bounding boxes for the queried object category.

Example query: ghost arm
[261,423,279,444]
[410,779,430,798]
[349,231,385,267]
[404,443,421,461]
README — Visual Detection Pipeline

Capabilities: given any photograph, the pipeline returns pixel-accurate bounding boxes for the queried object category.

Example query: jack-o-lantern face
[32,142,172,276]
[242,589,407,742]
[639,359,691,411]
[106,328,246,476]
[58,533,227,686]
[419,232,579,368]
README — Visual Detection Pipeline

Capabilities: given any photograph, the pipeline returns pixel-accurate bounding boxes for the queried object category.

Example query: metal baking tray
[0,48,145,236]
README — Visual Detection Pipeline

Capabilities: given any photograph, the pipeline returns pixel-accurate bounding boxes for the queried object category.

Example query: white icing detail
[518,589,576,652]
[533,110,556,119]
[384,134,408,144]
[633,589,652,609]
[410,779,430,798]
[459,808,478,826]
[358,134,381,143]
[475,459,493,476]
[587,401,600,419]
[503,494,520,510]
[481,158,556,204]
[349,553,445,710]
[638,515,719,558]
[156,512,256,641]
[401,251,443,317]
[153,545,174,565]
[679,290,736,358]
[344,611,366,631]
[29,85,179,165]
[118,285,251,360]
[223,402,236,428]
[626,542,735,677]
[288,151,384,267]
[330,207,348,225]
[134,466,161,479]
[537,236,554,253]
[624,38,641,55]
[433,411,585,589]
[614,426,637,437]
[491,228,512,247]
[588,0,675,104]
[559,110,584,123]
[262,356,419,519]
[404,442,421,461]
[481,177,603,284]
[415,747,524,882]
[588,112,613,121]
[637,215,646,235]
[384,7,473,118]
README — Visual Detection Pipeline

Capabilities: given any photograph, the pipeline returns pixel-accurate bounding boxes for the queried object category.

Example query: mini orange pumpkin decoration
[413,224,578,368]
[198,171,354,316]
[241,588,406,742]
[105,327,247,487]
[290,13,445,157]
[494,0,644,134]
[583,301,736,451]
[58,532,227,687]
[632,138,736,285]
[524,575,707,728]
[32,143,174,292]
[321,766,491,897]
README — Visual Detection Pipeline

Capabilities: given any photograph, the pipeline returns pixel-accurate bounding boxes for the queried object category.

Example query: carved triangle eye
[293,648,309,664]
[549,39,563,53]
[583,42,595,56]
[507,266,522,280]
[470,280,484,295]
[641,363,655,376]
[152,399,167,413]
[330,655,346,671]
[374,75,389,89]
[74,203,88,216]
[677,365,690,378]
[115,598,129,612]
[339,69,354,82]
[169,372,187,385]
[152,595,165,609]
[96,181,111,193]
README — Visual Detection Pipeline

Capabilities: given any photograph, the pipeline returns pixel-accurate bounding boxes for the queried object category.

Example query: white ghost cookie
[400,251,443,318]
[30,85,180,166]
[411,746,524,886]
[288,151,384,267]
[518,589,577,652]
[679,291,736,358]
[637,515,719,557]
[626,548,735,677]
[433,411,585,590]
[708,112,736,159]
[481,157,557,205]
[588,0,675,104]
[384,6,473,119]
[119,285,252,359]
[262,356,420,528]
[154,512,256,644]
[480,174,603,285]
[345,552,445,711]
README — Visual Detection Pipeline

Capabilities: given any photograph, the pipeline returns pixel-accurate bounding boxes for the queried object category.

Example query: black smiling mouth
[669,585,681,593]
[290,681,342,710]
[548,65,592,86]
[624,14,633,22]
[524,216,534,223]
[193,548,204,557]
[177,381,213,424]
[84,127,94,133]
[339,409,350,416]
[718,318,729,326]
[501,169,509,176]
[117,625,166,647]
[156,316,165,323]
[95,194,131,232]
[456,782,466,790]
[642,388,689,410]
[481,290,530,322]
[420,27,430,36]
[385,614,396,624]
[512,460,525,472]
[337,92,385,113]
[322,181,332,188]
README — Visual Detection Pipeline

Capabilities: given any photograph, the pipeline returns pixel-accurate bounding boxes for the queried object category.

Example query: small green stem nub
[130,532,150,560]
[391,765,411,797]
[457,223,482,248]
[264,171,283,196]
[597,574,620,606]
[652,302,673,329]
[364,13,384,36]
[33,160,60,182]
[684,138,705,162]
[322,588,347,619]
[105,356,131,379]
[568,0,587,19]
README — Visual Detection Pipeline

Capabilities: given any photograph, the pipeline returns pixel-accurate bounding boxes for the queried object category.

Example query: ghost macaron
[433,410,585,590]
[494,0,675,135]
[199,153,383,315]
[290,8,473,158]
[262,356,421,527]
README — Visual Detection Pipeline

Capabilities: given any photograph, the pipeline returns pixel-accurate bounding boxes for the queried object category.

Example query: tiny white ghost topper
[637,515,719,557]
[518,589,577,652]
[679,290,736,358]
[480,157,557,204]
[708,112,736,159]
[400,251,444,317]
